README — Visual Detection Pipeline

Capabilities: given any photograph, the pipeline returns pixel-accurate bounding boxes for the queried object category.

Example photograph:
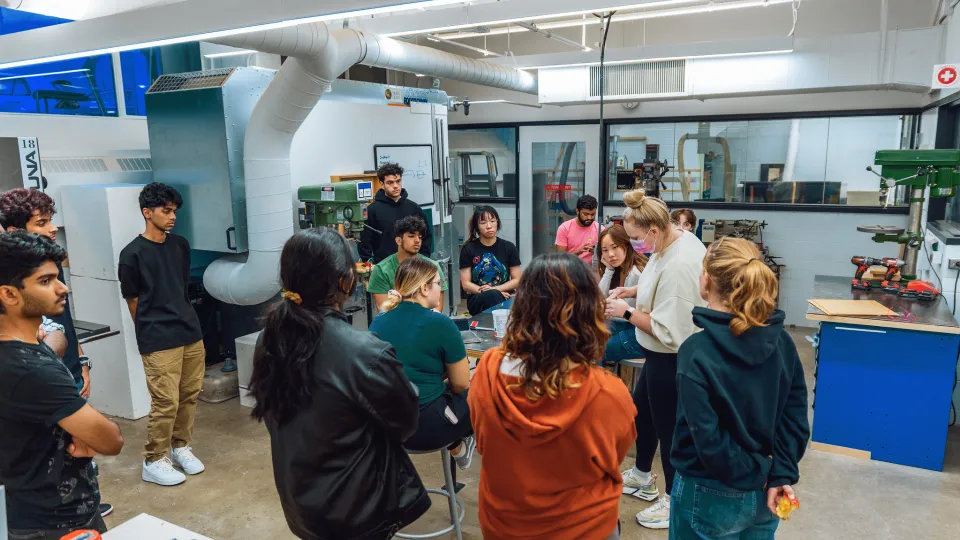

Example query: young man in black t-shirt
[0,231,124,539]
[118,183,205,487]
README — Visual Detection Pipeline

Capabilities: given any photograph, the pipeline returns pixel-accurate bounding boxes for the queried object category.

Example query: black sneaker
[100,503,114,518]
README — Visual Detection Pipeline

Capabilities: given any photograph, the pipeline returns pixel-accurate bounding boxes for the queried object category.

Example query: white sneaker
[453,436,476,471]
[171,446,205,475]
[621,468,659,501]
[636,496,670,530]
[142,457,186,486]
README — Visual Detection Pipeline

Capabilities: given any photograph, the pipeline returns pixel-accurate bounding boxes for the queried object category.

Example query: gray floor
[95,327,960,539]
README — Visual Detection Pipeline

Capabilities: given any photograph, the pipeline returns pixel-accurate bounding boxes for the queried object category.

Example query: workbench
[807,275,960,471]
[461,297,513,361]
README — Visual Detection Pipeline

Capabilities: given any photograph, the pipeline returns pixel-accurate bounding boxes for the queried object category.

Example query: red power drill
[879,258,905,293]
[851,256,883,290]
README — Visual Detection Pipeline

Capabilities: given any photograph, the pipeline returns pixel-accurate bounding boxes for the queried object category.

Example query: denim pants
[669,473,779,540]
[602,327,645,365]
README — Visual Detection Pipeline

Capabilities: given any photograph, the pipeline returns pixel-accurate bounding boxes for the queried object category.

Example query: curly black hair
[576,194,599,211]
[393,215,426,239]
[138,182,183,211]
[0,188,56,230]
[0,230,66,314]
[377,163,404,181]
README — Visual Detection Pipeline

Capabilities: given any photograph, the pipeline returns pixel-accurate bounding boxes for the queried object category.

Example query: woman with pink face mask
[602,189,706,531]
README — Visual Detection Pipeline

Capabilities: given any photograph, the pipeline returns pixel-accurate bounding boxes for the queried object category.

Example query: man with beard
[0,230,124,539]
[555,195,604,271]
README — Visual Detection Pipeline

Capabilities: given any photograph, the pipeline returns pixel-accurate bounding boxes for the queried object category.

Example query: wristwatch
[79,355,92,370]
[622,308,634,322]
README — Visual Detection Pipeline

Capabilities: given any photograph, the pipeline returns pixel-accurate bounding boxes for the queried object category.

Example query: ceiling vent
[147,68,235,94]
[41,157,152,173]
[589,59,686,98]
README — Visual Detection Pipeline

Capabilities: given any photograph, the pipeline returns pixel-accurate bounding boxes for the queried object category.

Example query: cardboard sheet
[807,299,897,317]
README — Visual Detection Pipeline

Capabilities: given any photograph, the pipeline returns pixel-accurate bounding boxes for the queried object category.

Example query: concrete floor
[96,327,960,540]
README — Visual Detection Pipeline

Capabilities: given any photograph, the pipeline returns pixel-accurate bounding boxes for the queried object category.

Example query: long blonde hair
[704,238,778,336]
[379,257,438,312]
[622,189,670,232]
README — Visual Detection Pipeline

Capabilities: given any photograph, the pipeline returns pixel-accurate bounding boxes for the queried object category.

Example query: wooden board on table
[807,299,896,317]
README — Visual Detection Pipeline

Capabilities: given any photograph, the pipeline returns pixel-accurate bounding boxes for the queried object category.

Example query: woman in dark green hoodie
[669,238,810,539]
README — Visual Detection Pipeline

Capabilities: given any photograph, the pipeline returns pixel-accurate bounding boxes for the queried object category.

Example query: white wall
[604,205,909,328]
[918,107,940,149]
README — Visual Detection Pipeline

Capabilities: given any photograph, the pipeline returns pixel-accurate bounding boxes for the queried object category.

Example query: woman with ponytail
[369,257,475,469]
[668,238,810,539]
[250,228,429,540]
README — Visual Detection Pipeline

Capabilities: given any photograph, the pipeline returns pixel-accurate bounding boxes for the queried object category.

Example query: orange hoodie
[468,348,637,540]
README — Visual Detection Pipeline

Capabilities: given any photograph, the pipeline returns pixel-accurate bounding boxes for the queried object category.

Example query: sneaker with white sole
[142,457,186,486]
[636,496,671,530]
[453,436,476,471]
[621,469,659,501]
[171,446,205,475]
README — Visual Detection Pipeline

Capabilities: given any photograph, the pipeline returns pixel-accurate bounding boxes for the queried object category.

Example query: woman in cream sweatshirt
[603,189,706,531]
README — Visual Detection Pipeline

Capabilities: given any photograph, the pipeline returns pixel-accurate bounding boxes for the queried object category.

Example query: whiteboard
[374,144,435,206]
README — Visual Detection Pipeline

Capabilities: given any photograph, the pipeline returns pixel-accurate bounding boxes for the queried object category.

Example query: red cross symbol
[938,66,958,86]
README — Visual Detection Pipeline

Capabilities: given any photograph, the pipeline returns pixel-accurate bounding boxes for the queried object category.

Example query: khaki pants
[141,340,206,461]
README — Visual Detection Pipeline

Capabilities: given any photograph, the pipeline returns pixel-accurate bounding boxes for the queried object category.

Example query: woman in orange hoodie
[469,253,638,540]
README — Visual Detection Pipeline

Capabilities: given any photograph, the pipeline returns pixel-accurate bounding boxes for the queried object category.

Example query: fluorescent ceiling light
[519,48,793,70]
[0,0,464,70]
[203,50,258,59]
[0,68,89,82]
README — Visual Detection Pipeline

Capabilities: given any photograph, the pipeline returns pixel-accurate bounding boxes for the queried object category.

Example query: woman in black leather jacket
[249,227,429,540]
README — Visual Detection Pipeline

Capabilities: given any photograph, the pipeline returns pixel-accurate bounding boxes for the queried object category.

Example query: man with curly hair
[359,163,434,264]
[118,183,205,487]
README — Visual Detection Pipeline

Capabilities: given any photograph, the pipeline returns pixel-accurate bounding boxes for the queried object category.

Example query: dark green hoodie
[670,307,810,491]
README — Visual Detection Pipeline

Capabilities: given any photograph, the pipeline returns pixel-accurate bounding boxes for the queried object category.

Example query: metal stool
[396,447,465,540]
[617,358,646,392]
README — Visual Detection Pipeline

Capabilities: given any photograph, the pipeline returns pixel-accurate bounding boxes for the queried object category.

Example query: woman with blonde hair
[603,189,706,530]
[469,253,637,540]
[669,238,809,539]
[369,257,476,469]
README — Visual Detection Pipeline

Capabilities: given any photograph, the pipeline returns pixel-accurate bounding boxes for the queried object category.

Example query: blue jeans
[669,473,779,540]
[602,327,645,365]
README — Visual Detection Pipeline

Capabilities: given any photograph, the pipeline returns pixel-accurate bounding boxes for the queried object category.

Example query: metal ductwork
[202,23,536,305]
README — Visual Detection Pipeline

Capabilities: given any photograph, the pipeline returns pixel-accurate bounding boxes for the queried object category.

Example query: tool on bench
[878,258,905,292]
[896,280,940,301]
[851,256,883,290]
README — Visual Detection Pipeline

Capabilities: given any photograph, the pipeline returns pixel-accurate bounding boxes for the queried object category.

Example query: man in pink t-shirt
[555,194,604,269]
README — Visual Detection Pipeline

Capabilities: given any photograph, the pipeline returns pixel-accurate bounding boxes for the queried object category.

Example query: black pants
[404,391,473,452]
[9,513,107,540]
[633,348,679,496]
[467,290,507,316]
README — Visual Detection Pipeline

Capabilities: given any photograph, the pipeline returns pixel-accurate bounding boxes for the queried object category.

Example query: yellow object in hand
[775,495,800,520]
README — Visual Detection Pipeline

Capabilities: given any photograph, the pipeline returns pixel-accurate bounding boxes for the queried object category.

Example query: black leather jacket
[262,309,429,540]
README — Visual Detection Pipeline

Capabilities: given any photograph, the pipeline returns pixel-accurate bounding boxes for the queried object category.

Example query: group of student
[0,183,208,539]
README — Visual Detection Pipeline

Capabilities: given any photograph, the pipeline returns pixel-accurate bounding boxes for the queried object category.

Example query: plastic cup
[492,309,511,339]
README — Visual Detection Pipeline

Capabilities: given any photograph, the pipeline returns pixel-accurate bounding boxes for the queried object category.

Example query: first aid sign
[934,64,959,89]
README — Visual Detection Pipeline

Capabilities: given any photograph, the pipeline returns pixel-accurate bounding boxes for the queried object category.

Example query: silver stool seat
[617,358,646,392]
[395,447,465,540]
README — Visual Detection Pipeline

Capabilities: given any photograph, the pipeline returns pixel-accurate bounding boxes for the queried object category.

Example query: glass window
[121,44,200,116]
[606,115,909,207]
[449,127,518,200]
[0,55,119,116]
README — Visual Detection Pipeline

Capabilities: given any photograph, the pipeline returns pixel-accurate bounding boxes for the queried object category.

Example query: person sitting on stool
[370,257,476,475]
[598,225,647,338]
[459,205,521,315]
[367,216,446,313]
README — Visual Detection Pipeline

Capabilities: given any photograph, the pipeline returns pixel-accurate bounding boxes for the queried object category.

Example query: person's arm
[446,359,470,394]
[366,265,391,312]
[598,267,616,297]
[677,367,770,487]
[371,293,388,309]
[460,268,482,295]
[439,316,469,393]
[78,344,90,400]
[554,221,569,253]
[358,205,377,262]
[767,340,810,489]
[118,261,140,323]
[41,324,68,358]
[125,298,138,323]
[495,265,522,295]
[356,345,420,442]
[418,206,434,256]
[58,404,125,456]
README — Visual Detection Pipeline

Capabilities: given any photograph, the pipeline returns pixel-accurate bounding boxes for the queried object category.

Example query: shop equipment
[298,180,375,240]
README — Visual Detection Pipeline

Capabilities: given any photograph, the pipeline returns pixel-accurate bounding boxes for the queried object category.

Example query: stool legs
[440,448,463,540]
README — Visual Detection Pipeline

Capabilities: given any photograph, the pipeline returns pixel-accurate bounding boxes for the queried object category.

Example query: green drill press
[298,180,375,239]
[858,149,960,282]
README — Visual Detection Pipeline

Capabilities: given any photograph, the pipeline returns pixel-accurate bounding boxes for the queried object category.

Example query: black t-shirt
[118,234,202,355]
[458,238,521,290]
[49,264,82,383]
[0,340,99,530]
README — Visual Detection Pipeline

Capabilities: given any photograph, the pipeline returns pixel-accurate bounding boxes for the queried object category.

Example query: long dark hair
[464,205,501,245]
[598,225,647,288]
[250,228,356,424]
[502,253,610,401]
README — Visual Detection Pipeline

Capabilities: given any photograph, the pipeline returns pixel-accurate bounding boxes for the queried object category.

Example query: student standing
[603,189,707,530]
[360,163,434,264]
[367,216,447,312]
[0,231,124,540]
[0,188,114,518]
[669,238,810,539]
[555,195,604,269]
[370,257,475,467]
[459,206,522,316]
[250,228,429,540]
[470,253,636,540]
[118,183,205,487]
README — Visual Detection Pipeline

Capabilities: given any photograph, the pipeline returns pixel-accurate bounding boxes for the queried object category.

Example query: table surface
[463,297,512,359]
[806,275,960,334]
[101,513,213,540]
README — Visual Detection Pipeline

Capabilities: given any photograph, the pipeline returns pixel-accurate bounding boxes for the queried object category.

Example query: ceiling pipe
[202,23,535,305]
[514,21,592,51]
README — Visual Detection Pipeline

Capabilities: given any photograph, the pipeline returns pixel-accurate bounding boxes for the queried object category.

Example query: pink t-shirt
[556,219,604,266]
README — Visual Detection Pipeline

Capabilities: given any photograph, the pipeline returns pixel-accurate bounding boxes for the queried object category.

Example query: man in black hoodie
[359,163,433,264]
